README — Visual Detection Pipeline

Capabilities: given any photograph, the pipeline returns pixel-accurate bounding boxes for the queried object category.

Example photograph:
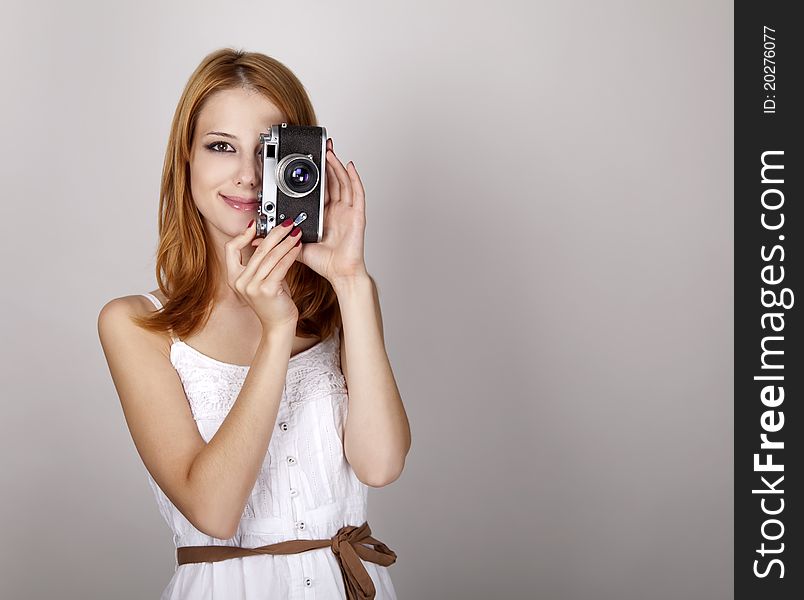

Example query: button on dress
[138,293,397,599]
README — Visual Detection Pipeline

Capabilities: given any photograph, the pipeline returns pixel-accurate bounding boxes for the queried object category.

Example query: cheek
[189,154,226,200]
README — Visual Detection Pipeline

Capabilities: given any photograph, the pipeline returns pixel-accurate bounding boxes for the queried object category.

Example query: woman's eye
[207,141,234,153]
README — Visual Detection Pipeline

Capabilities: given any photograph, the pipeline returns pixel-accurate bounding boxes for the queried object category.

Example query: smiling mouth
[221,194,259,211]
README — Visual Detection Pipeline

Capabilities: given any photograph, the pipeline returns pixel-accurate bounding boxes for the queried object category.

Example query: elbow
[349,440,410,488]
[197,519,237,541]
[183,466,239,540]
[195,519,237,540]
[189,503,239,540]
[361,460,406,488]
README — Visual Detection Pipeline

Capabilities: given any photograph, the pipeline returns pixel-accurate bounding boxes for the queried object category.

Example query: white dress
[139,292,397,600]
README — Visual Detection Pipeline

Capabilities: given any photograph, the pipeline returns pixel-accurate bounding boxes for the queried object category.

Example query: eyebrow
[204,131,238,139]
[203,128,276,140]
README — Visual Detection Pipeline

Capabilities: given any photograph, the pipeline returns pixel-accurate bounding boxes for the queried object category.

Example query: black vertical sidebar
[735,2,802,599]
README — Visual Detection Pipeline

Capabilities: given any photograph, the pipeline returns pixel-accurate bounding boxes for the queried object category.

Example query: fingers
[252,227,303,284]
[322,163,330,211]
[327,149,353,207]
[324,139,333,209]
[238,219,294,285]
[263,235,303,284]
[345,161,365,214]
[249,218,296,246]
[224,218,257,282]
[320,139,334,219]
[325,153,341,205]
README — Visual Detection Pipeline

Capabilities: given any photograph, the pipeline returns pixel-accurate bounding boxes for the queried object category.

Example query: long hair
[132,48,341,342]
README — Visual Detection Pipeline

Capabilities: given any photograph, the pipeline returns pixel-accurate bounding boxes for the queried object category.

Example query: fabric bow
[329,522,398,600]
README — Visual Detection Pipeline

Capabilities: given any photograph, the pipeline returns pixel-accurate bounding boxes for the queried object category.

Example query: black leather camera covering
[277,125,325,243]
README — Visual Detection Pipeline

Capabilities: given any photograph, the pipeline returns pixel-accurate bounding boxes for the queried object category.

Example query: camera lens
[283,157,317,194]
[290,166,309,185]
[275,153,320,198]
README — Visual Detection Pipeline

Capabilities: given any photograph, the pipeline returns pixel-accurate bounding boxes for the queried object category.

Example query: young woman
[97,48,410,600]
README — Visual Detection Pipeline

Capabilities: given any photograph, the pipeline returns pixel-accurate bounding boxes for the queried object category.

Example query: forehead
[196,88,286,130]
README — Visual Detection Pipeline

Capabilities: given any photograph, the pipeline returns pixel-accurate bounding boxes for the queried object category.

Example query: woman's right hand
[224,219,303,332]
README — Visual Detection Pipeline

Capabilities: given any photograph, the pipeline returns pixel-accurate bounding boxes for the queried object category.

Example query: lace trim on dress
[139,293,346,421]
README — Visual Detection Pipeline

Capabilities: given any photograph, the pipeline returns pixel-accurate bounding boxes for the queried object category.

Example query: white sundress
[138,292,397,600]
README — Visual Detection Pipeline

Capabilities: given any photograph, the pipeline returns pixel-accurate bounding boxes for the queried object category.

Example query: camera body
[257,123,327,243]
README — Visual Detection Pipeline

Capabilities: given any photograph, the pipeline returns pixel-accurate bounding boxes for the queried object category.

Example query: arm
[335,274,411,487]
[98,297,295,539]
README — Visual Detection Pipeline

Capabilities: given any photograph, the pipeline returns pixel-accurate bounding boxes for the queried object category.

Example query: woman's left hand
[256,138,369,285]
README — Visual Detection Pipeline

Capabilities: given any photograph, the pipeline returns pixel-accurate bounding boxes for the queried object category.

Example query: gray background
[0,0,733,598]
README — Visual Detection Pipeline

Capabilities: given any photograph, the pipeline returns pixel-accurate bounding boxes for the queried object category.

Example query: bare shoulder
[97,292,172,359]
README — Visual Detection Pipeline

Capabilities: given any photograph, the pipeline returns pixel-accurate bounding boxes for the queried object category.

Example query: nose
[236,152,262,188]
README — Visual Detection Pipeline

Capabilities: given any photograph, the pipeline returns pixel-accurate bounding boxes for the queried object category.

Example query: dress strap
[140,293,180,343]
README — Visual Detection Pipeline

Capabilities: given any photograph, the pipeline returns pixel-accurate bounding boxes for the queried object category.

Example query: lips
[221,194,258,211]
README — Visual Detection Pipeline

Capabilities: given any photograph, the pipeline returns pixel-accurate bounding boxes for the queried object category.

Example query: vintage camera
[257,123,327,243]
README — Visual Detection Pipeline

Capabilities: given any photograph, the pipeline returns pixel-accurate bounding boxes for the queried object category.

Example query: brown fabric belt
[176,521,396,600]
